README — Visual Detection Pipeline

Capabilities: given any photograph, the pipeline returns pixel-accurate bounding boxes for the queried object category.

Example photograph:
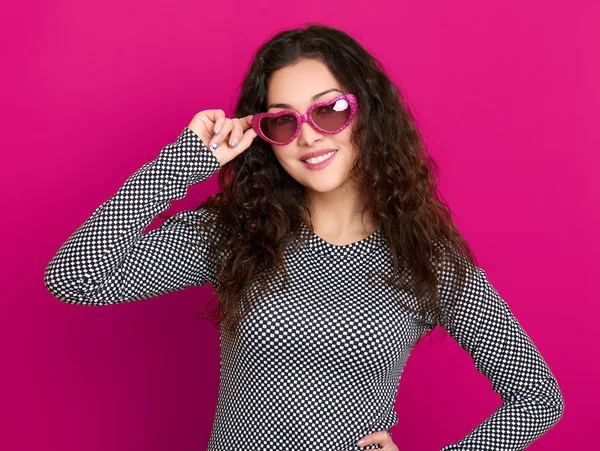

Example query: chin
[280,159,352,193]
[301,177,350,194]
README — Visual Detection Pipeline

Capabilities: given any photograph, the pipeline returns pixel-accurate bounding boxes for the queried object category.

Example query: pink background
[2,0,597,449]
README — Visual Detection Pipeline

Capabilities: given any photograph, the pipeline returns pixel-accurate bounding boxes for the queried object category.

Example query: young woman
[44,24,564,450]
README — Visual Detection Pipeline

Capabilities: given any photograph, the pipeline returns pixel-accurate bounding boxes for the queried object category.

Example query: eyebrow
[267,88,344,109]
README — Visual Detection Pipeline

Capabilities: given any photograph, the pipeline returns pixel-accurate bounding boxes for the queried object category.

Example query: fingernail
[210,142,218,151]
[230,140,237,147]
[215,127,221,134]
[357,439,365,445]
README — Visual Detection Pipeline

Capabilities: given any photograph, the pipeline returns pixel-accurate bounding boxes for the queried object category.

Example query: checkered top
[44,127,564,450]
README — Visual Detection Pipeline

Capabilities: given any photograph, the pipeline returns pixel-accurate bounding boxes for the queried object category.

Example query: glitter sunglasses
[251,93,358,146]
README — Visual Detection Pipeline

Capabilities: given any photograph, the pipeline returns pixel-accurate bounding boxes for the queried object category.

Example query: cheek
[271,147,299,174]
[340,147,359,172]
[337,124,356,149]
[271,146,287,165]
[338,128,358,161]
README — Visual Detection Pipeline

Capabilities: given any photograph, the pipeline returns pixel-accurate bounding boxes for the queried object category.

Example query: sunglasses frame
[251,93,358,146]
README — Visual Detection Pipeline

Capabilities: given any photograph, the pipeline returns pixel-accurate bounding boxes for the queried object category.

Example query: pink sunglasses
[251,93,358,146]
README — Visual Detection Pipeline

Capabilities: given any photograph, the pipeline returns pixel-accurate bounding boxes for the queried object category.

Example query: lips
[300,148,338,161]
[301,150,337,170]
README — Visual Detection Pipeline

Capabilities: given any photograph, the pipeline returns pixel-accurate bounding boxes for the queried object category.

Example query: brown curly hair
[162,23,479,344]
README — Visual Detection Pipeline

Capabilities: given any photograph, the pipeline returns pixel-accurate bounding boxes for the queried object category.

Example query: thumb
[234,127,258,153]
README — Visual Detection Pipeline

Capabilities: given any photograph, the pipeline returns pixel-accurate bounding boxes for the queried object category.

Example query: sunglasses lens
[258,97,354,144]
[311,98,351,132]
[260,114,297,144]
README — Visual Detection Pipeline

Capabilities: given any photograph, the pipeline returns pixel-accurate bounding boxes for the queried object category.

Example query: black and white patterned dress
[44,127,564,450]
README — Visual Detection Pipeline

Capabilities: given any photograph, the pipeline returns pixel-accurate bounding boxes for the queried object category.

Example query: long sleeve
[44,127,222,305]
[436,262,565,450]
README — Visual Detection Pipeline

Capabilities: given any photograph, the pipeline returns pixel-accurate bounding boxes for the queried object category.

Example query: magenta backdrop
[2,0,597,449]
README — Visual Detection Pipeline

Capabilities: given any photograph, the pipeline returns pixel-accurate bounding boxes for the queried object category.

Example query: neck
[302,182,377,238]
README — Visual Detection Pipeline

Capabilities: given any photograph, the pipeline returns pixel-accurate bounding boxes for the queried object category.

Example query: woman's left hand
[357,430,398,450]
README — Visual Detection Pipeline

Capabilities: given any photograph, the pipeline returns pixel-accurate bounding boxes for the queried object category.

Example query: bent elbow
[43,263,109,306]
[552,379,566,424]
[533,376,565,430]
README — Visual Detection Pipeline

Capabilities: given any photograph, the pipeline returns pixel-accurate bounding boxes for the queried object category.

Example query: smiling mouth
[302,150,337,164]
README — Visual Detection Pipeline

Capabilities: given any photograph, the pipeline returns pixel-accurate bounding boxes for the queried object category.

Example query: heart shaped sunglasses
[251,93,358,146]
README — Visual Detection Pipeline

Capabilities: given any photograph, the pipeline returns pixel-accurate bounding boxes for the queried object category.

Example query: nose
[297,120,324,146]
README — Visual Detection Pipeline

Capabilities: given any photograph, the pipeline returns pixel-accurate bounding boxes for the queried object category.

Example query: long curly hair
[163,23,479,343]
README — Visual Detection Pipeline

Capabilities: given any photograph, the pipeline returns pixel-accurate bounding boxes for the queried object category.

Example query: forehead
[266,58,342,109]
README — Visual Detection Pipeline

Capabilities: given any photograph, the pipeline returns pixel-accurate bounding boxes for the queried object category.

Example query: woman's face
[265,58,359,195]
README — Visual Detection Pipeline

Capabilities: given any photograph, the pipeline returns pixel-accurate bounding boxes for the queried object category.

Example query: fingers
[239,114,254,131]
[207,115,255,150]
[208,126,256,167]
[201,109,227,135]
[226,116,254,148]
[235,125,257,151]
[205,111,252,136]
[207,118,234,150]
[357,430,396,450]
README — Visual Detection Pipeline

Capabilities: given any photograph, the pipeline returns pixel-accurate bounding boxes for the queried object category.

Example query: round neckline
[298,220,386,258]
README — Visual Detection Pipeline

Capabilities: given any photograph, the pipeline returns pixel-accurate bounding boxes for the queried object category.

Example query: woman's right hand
[187,110,257,167]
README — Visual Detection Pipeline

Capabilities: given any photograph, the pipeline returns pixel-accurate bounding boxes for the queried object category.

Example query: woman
[44,24,564,450]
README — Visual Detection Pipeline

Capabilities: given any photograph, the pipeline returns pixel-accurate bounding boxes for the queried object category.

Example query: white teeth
[304,151,336,164]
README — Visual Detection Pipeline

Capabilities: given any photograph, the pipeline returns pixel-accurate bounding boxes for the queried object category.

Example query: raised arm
[436,261,565,450]
[44,127,222,305]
